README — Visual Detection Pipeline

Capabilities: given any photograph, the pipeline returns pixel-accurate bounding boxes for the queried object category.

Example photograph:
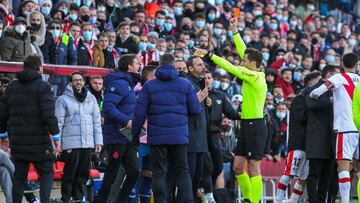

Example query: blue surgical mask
[156,19,165,27]
[59,8,68,16]
[183,54,189,61]
[146,0,153,2]
[51,29,61,38]
[147,42,156,50]
[162,9,169,17]
[164,23,172,32]
[41,6,51,16]
[275,97,284,103]
[276,15,283,22]
[349,39,357,47]
[212,80,220,89]
[68,14,78,21]
[269,23,278,30]
[227,31,233,39]
[276,111,286,120]
[255,20,264,27]
[263,52,270,61]
[208,13,216,21]
[196,20,205,28]
[214,28,222,36]
[325,55,335,64]
[138,42,147,51]
[73,0,81,7]
[188,40,194,49]
[293,72,302,82]
[253,10,262,16]
[173,7,183,16]
[290,20,297,27]
[266,104,274,110]
[215,0,223,5]
[83,0,92,7]
[83,31,92,41]
[89,17,97,24]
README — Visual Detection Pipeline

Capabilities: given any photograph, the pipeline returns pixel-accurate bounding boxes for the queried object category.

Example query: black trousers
[12,160,54,203]
[208,134,224,184]
[188,152,204,199]
[97,144,139,203]
[151,144,193,203]
[202,152,214,193]
[307,158,336,203]
[61,148,92,202]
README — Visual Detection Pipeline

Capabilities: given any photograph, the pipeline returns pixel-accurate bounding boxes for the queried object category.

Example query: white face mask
[15,24,26,34]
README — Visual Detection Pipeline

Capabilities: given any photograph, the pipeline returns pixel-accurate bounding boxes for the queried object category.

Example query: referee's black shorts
[234,118,267,160]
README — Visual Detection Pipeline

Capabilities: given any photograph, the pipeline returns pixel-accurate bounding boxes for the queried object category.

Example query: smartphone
[199,78,206,90]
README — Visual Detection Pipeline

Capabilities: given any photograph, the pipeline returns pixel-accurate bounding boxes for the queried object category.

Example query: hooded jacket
[55,85,103,150]
[132,65,201,145]
[103,71,136,144]
[0,27,33,62]
[26,11,46,46]
[0,69,59,162]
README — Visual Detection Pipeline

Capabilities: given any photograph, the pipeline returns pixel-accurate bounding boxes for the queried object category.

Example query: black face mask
[181,24,191,31]
[31,23,41,31]
[106,4,114,12]
[311,38,318,45]
[178,71,188,78]
[98,19,106,32]
[184,9,193,16]
[30,35,36,43]
[195,7,205,13]
[81,15,90,22]
[224,6,231,12]
[221,125,231,132]
[223,49,231,56]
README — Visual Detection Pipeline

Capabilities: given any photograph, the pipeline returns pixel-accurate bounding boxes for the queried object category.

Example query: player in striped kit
[310,53,360,203]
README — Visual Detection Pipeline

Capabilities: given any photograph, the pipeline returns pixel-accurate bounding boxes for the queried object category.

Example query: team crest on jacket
[216,100,221,104]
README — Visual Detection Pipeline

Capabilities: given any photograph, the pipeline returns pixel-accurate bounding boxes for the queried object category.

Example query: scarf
[0,4,14,26]
[88,85,103,104]
[73,86,88,102]
[83,40,95,66]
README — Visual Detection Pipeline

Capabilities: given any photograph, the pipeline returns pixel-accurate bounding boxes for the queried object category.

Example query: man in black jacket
[0,55,61,203]
[276,71,322,202]
[185,56,209,200]
[115,22,138,55]
[305,65,339,203]
[202,70,241,203]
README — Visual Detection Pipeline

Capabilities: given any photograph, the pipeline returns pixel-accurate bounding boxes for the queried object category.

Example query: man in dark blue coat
[97,54,141,203]
[132,54,202,203]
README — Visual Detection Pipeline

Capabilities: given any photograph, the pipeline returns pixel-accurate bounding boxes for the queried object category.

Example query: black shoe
[24,181,39,194]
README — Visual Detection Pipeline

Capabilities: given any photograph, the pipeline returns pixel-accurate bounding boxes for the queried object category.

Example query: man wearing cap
[0,17,32,62]
[115,22,139,55]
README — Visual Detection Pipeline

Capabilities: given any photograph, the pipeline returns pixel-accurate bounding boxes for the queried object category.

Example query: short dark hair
[142,65,157,81]
[342,53,359,69]
[90,75,103,80]
[304,71,321,86]
[117,54,137,72]
[70,21,81,28]
[245,48,263,69]
[322,65,338,78]
[97,32,107,39]
[186,56,200,70]
[155,10,166,17]
[23,55,42,71]
[69,71,84,82]
[160,54,175,66]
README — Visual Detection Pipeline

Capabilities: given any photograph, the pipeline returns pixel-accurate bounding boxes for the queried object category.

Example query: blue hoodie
[132,65,201,145]
[103,71,136,144]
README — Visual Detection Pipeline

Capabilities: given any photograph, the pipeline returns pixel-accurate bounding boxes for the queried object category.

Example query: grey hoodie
[55,84,103,150]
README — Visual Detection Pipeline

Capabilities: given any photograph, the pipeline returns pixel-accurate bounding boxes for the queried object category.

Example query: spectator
[0,0,14,26]
[27,11,56,64]
[132,54,201,202]
[0,55,60,203]
[275,67,295,100]
[115,22,139,55]
[55,72,103,203]
[98,54,140,203]
[268,102,288,160]
[20,0,36,18]
[88,75,104,108]
[0,77,10,97]
[93,32,115,69]
[77,22,95,66]
[0,17,32,62]
[39,0,52,24]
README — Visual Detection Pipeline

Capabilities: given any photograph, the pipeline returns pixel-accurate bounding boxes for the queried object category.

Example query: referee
[194,18,267,203]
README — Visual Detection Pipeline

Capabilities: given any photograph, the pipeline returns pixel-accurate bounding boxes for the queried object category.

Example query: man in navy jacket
[98,54,141,203]
[132,54,202,203]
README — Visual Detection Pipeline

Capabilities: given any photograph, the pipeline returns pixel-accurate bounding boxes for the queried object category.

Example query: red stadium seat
[53,161,65,180]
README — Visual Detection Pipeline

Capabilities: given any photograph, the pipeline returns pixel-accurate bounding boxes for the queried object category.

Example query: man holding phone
[194,17,267,203]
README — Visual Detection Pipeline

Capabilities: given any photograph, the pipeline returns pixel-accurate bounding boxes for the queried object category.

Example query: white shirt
[311,72,360,133]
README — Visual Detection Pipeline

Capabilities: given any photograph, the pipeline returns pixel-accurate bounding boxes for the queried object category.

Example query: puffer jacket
[103,71,136,144]
[0,28,32,62]
[55,85,103,150]
[132,64,201,145]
